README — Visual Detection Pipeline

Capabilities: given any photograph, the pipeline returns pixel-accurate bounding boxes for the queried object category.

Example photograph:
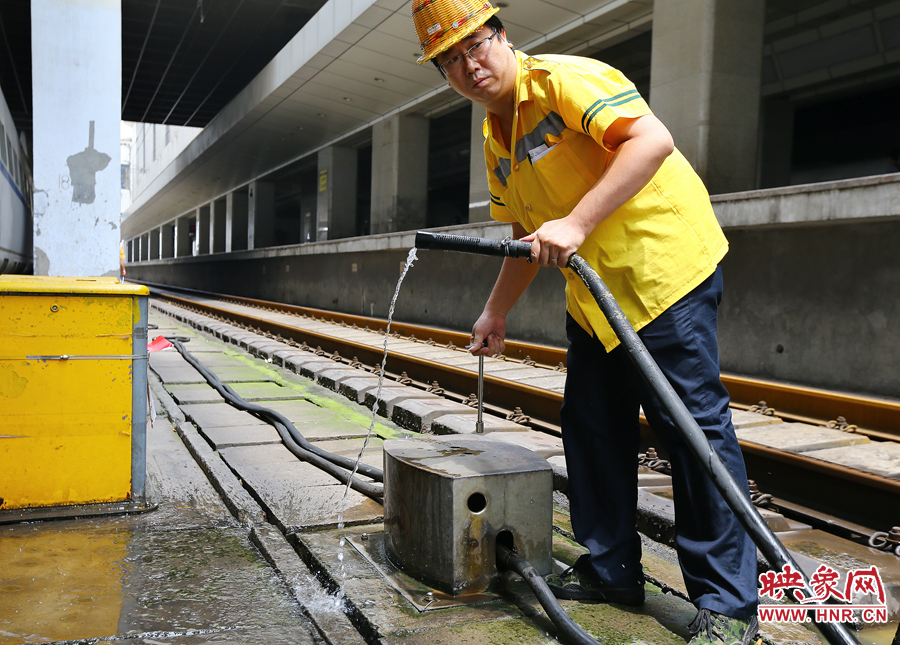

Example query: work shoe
[688,608,760,645]
[544,556,644,605]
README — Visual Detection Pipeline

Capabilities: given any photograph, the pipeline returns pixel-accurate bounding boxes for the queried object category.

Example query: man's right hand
[470,311,507,357]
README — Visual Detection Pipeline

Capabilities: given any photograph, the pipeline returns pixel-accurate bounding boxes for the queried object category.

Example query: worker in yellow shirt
[411,1,759,643]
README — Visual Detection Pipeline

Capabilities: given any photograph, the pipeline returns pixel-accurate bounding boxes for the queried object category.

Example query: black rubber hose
[496,544,603,645]
[418,235,860,645]
[415,231,532,258]
[168,338,383,481]
[166,338,384,500]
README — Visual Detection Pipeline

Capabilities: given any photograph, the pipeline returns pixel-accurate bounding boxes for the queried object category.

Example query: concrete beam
[248,181,275,249]
[469,107,491,224]
[226,191,249,252]
[650,0,766,194]
[211,199,226,253]
[197,205,210,255]
[371,115,429,234]
[175,217,192,257]
[316,146,358,241]
[161,222,175,258]
[149,228,161,260]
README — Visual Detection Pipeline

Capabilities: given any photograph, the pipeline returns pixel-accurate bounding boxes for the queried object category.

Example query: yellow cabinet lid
[0,275,149,296]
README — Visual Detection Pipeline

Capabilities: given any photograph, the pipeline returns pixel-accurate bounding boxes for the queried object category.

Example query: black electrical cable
[165,337,384,500]
[497,544,604,645]
[415,231,860,645]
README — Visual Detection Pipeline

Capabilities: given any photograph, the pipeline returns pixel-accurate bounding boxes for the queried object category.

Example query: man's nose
[464,53,480,74]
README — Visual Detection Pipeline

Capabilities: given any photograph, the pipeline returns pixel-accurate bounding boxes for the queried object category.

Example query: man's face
[435,26,515,108]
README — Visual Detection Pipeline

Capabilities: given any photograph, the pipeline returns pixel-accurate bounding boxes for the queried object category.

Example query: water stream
[335,247,418,591]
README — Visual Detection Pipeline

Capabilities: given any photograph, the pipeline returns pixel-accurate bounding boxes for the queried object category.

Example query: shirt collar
[484,49,532,158]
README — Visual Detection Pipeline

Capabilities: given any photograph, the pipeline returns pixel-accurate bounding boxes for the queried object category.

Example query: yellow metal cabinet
[0,276,149,509]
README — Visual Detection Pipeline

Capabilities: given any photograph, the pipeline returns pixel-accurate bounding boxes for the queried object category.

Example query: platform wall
[129,218,900,399]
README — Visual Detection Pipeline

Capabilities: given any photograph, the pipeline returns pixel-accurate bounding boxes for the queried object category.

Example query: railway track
[143,282,900,540]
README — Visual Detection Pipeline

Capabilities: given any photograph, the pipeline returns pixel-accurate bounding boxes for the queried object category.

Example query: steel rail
[138,280,900,441]
[154,290,566,428]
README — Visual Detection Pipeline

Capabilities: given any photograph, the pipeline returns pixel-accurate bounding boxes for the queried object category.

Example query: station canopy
[0,0,327,135]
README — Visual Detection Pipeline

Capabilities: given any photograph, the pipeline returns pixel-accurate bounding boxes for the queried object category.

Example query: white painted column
[197,205,210,255]
[370,114,429,234]
[316,146,358,241]
[31,0,121,276]
[468,106,490,223]
[175,217,191,257]
[650,0,765,194]
[248,181,275,249]
[226,191,248,252]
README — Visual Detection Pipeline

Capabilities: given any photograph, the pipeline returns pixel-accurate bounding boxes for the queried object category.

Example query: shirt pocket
[528,134,597,215]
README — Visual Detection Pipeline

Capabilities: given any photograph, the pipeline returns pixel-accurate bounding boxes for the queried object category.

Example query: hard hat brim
[416,6,499,65]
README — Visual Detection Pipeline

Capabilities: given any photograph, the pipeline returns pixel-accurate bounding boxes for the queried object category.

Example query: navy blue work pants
[560,266,758,619]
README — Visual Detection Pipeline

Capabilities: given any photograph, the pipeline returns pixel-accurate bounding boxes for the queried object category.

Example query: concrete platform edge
[150,373,266,525]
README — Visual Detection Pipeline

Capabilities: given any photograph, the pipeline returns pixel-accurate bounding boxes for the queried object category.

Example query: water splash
[340,245,418,517]
[335,247,418,589]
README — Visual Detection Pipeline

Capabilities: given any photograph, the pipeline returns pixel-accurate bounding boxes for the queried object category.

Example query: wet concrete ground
[4,304,896,645]
[0,397,323,645]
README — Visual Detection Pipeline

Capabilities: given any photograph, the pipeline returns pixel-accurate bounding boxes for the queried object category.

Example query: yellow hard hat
[412,0,499,65]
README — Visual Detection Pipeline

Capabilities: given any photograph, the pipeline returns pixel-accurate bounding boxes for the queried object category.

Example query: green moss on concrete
[227,352,408,439]
[551,533,587,566]
[564,601,687,645]
[383,615,558,645]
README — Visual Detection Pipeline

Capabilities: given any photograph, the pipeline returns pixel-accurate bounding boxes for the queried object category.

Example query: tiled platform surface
[143,300,900,645]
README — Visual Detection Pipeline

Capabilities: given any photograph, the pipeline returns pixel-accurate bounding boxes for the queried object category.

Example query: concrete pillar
[226,190,248,252]
[316,147,358,241]
[300,190,317,243]
[161,222,175,258]
[650,0,765,194]
[149,228,160,260]
[248,181,275,249]
[370,114,429,234]
[211,199,226,253]
[175,216,191,257]
[469,107,491,223]
[758,97,795,189]
[197,205,210,255]
[31,0,121,276]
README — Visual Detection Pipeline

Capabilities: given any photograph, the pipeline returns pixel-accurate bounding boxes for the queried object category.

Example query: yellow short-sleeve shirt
[485,51,728,351]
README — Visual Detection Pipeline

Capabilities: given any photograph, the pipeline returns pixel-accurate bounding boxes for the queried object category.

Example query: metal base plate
[346,531,518,611]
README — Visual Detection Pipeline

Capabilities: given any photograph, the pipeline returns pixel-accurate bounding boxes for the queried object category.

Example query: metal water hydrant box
[0,276,149,510]
[383,436,553,596]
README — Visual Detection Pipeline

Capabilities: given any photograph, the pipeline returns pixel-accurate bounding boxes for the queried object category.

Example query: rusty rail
[143,281,900,441]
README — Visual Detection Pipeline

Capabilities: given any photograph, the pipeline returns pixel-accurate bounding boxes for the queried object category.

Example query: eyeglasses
[438,31,499,76]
